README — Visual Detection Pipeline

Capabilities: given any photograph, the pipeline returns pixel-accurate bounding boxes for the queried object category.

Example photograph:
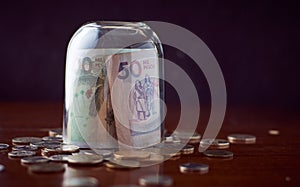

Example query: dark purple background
[0,0,299,112]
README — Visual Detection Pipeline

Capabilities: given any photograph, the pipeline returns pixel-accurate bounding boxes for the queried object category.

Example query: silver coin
[0,143,9,150]
[29,163,65,173]
[140,153,164,163]
[30,141,62,149]
[200,139,230,149]
[12,145,38,151]
[163,133,174,143]
[110,185,139,187]
[174,131,201,143]
[0,164,4,172]
[139,175,173,186]
[49,128,62,137]
[60,144,80,153]
[68,154,103,165]
[105,159,140,169]
[63,177,99,187]
[43,144,80,156]
[172,137,181,143]
[83,149,114,158]
[8,150,36,158]
[202,150,233,158]
[21,156,49,164]
[12,137,42,145]
[268,129,280,135]
[179,163,209,174]
[181,144,194,155]
[114,150,150,160]
[42,136,63,142]
[48,154,70,162]
[227,134,256,144]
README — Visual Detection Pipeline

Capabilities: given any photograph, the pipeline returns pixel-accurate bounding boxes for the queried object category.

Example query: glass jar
[64,21,164,149]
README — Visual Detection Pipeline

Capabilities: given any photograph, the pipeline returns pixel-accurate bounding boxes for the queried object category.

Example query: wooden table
[0,102,299,187]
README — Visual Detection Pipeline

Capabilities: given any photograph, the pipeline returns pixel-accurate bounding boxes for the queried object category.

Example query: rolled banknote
[65,48,162,149]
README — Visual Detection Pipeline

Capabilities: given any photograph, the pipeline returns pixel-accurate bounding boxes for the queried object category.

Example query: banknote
[64,48,162,149]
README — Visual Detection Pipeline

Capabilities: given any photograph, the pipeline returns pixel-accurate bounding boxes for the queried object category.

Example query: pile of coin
[0,127,260,186]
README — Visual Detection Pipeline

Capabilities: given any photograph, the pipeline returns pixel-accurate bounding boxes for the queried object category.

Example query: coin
[148,147,181,158]
[268,129,280,135]
[81,149,114,158]
[114,150,150,160]
[174,131,201,144]
[60,145,80,153]
[63,177,99,187]
[227,134,256,144]
[8,150,36,158]
[12,145,38,151]
[42,136,63,142]
[21,156,49,164]
[105,159,140,169]
[163,133,174,143]
[0,164,4,172]
[181,144,194,155]
[42,144,80,156]
[0,143,9,150]
[200,139,230,149]
[48,154,70,162]
[179,163,209,174]
[202,150,233,158]
[12,137,42,145]
[110,185,139,187]
[28,163,65,173]
[68,154,103,165]
[139,175,173,186]
[30,141,62,149]
[49,128,62,137]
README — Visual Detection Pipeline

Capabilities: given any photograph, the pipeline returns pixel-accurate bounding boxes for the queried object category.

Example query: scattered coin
[42,136,63,142]
[268,129,280,136]
[82,149,114,158]
[48,154,70,162]
[285,176,291,182]
[114,150,150,160]
[28,163,65,173]
[30,141,62,149]
[163,133,174,143]
[200,139,230,149]
[110,185,139,187]
[139,175,173,186]
[174,131,201,144]
[21,156,49,164]
[202,150,233,158]
[227,134,256,144]
[12,137,42,145]
[41,144,80,156]
[181,144,194,155]
[60,145,80,153]
[0,143,10,150]
[12,145,38,151]
[146,147,181,158]
[105,159,140,169]
[0,164,4,172]
[49,128,62,137]
[8,150,36,158]
[68,154,103,165]
[63,177,99,187]
[172,137,181,143]
[179,163,209,174]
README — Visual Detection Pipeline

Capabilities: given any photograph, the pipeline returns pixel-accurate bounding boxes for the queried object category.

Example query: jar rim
[85,21,149,29]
